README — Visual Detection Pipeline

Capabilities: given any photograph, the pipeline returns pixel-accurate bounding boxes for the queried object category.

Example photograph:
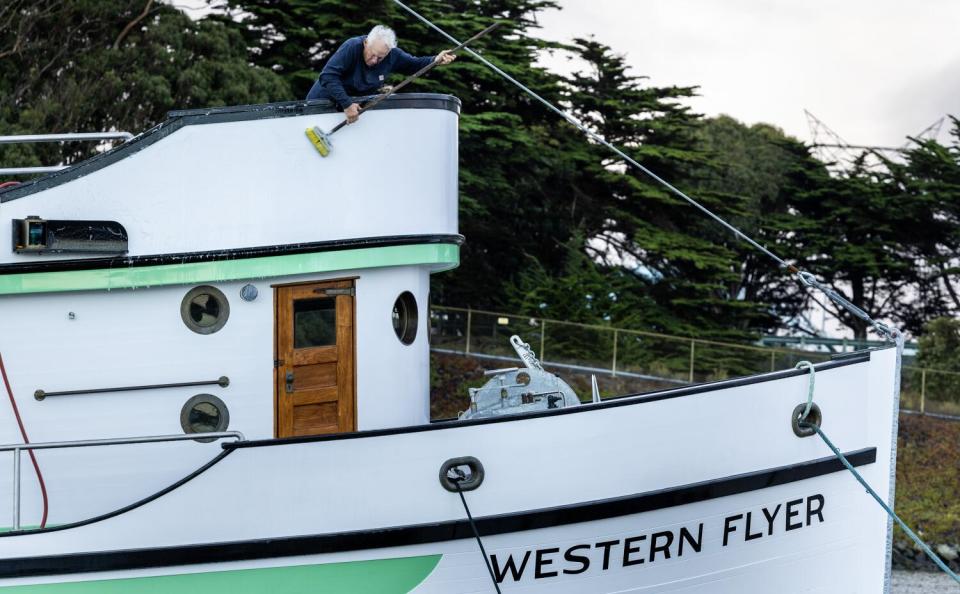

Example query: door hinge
[314,287,355,296]
[274,359,284,368]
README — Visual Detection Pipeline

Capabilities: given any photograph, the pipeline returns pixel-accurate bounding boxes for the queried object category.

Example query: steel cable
[391,0,897,341]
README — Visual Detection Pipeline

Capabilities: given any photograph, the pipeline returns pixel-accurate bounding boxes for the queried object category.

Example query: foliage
[0,0,290,170]
[687,116,813,334]
[890,118,960,334]
[557,38,758,340]
[917,317,960,371]
[895,413,960,546]
[786,165,910,339]
[4,0,959,346]
[916,317,960,403]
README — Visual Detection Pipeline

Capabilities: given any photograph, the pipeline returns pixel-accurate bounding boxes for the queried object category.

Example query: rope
[795,361,815,421]
[451,470,502,593]
[800,421,960,584]
[794,341,956,583]
[0,353,49,529]
[390,0,898,342]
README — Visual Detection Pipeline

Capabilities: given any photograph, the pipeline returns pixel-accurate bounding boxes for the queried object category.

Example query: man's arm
[319,39,361,109]
[391,48,438,75]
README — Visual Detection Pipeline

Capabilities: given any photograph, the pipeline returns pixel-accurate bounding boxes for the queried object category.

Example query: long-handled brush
[306,21,501,158]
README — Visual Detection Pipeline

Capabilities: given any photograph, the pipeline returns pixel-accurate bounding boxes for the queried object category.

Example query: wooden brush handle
[359,21,502,114]
[326,22,501,138]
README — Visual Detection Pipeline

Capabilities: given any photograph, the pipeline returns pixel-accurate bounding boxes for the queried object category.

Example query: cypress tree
[0,0,290,170]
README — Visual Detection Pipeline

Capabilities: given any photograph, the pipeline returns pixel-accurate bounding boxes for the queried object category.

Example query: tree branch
[939,263,960,310]
[112,0,154,50]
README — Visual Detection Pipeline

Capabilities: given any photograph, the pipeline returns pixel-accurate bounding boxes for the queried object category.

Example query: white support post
[12,448,20,531]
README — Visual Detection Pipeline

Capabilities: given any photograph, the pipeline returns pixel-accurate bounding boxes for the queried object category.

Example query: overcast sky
[534,0,960,148]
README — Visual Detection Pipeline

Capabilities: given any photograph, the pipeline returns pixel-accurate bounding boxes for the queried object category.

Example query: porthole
[181,285,229,334]
[180,394,229,442]
[392,291,418,345]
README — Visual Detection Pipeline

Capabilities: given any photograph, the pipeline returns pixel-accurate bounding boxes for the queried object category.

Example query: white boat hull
[0,346,899,592]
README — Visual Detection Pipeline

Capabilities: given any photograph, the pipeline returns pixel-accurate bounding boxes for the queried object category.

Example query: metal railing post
[0,132,134,144]
[689,340,696,383]
[612,329,619,377]
[920,368,926,414]
[12,447,20,531]
[540,320,546,363]
[2,431,243,532]
[465,308,472,355]
[0,132,134,176]
[769,350,776,372]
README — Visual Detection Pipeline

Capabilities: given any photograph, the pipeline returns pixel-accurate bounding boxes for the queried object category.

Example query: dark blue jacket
[306,36,434,107]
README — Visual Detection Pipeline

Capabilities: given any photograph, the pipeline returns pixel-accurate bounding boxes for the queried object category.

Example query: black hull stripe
[0,234,464,275]
[0,94,461,202]
[228,352,874,449]
[0,448,875,579]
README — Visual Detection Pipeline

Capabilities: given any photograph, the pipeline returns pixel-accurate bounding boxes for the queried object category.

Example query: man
[306,25,456,124]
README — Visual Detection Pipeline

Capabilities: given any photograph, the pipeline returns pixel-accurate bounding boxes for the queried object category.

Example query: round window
[392,291,418,345]
[181,285,229,334]
[180,394,229,441]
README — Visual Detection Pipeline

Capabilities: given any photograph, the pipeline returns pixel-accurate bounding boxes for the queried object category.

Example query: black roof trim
[166,93,460,119]
[0,94,461,203]
[227,351,875,450]
[0,233,464,275]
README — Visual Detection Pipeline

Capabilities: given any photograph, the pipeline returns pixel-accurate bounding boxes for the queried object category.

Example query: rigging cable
[0,353,49,528]
[795,346,960,585]
[805,420,960,584]
[451,470,502,593]
[390,0,896,342]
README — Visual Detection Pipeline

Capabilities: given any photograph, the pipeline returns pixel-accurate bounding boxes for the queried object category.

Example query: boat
[0,94,900,592]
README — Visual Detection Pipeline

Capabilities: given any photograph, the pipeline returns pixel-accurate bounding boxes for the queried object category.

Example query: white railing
[0,132,133,175]
[1,431,244,531]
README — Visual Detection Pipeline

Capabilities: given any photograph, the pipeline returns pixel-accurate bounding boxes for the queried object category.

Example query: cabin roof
[0,94,460,203]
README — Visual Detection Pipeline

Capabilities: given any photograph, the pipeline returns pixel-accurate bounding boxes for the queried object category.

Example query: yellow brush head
[305,126,331,157]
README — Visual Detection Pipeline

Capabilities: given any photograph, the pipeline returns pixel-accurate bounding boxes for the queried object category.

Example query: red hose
[0,182,21,189]
[0,353,48,528]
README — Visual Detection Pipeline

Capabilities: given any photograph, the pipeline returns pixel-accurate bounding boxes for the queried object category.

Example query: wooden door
[275,279,356,437]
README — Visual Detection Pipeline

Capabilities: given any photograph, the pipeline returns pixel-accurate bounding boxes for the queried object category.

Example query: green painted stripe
[0,244,459,295]
[0,554,442,593]
[0,527,43,533]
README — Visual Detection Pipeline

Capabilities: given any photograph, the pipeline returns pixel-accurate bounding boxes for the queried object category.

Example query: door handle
[285,371,294,393]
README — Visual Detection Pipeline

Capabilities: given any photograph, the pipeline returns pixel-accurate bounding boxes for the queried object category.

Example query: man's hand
[344,103,361,124]
[434,50,456,65]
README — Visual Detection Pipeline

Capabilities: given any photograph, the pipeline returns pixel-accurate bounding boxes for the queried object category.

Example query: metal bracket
[314,287,354,296]
[439,456,485,492]
[510,335,544,371]
[792,402,823,438]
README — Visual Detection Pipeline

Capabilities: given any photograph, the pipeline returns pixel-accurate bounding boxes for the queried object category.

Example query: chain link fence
[430,305,959,419]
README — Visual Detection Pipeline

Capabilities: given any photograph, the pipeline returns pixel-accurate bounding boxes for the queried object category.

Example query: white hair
[367,25,398,49]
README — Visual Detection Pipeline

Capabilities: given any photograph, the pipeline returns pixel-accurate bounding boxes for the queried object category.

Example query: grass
[894,413,960,546]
